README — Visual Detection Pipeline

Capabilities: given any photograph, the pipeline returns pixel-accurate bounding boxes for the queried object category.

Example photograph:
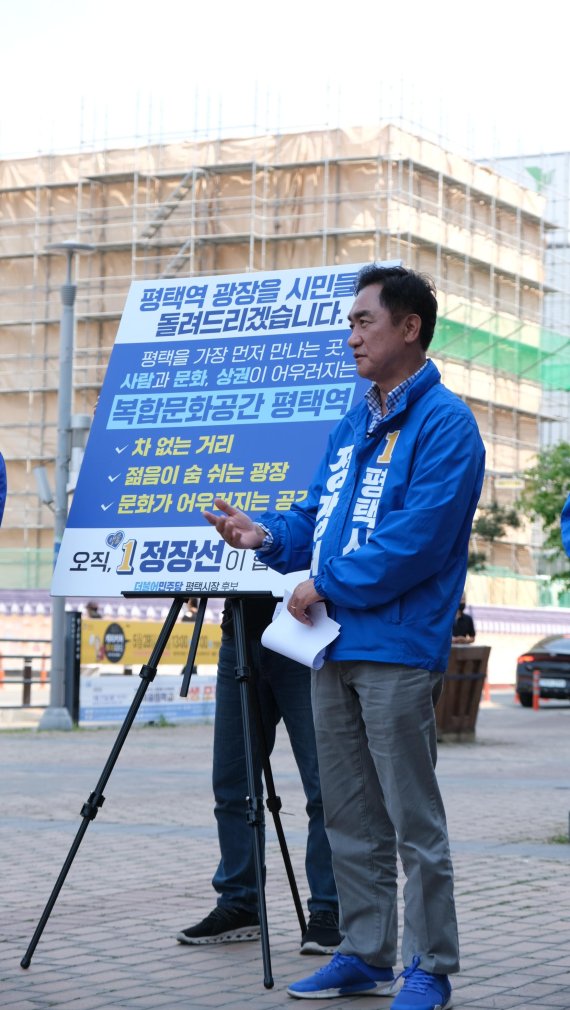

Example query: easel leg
[20,595,185,969]
[180,597,207,698]
[230,597,274,990]
[247,674,307,937]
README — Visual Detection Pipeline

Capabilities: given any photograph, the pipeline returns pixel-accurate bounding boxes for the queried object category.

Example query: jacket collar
[365,358,441,431]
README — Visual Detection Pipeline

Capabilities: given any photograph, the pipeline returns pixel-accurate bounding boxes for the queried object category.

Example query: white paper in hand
[260,590,341,670]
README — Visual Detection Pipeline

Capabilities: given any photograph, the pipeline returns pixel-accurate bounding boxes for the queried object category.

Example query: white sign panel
[52,263,378,597]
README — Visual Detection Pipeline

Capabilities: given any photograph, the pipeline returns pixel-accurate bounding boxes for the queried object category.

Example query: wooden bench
[435,645,491,742]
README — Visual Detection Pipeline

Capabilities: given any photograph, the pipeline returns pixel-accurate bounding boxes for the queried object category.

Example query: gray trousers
[311,660,460,974]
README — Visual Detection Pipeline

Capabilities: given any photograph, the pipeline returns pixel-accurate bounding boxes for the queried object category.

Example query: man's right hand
[203,497,266,550]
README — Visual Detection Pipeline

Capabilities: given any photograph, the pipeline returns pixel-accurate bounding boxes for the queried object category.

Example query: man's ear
[402,313,422,344]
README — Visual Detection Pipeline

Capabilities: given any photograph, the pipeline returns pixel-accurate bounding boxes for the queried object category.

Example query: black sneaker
[300,910,341,955]
[176,906,260,945]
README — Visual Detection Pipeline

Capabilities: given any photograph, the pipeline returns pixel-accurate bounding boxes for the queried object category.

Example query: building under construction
[1,124,569,605]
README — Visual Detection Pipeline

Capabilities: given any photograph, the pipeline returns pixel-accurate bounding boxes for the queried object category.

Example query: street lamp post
[39,240,94,731]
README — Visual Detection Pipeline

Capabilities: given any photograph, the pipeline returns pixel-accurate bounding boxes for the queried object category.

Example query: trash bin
[435,645,491,742]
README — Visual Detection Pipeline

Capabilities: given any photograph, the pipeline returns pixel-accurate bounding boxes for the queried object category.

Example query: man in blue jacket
[204,265,485,1009]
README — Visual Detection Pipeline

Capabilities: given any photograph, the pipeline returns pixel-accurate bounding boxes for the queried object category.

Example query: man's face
[347,283,415,387]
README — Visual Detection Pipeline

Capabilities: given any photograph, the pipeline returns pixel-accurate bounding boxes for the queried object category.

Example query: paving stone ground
[1,692,570,1009]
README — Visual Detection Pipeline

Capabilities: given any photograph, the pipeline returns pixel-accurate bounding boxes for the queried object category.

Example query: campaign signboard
[52,263,379,599]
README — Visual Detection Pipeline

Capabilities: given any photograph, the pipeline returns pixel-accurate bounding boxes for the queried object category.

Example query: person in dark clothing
[452,594,476,643]
[176,595,340,954]
[85,601,103,619]
[181,597,199,622]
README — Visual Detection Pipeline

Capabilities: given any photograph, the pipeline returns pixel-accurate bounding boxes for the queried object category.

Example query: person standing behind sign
[85,600,103,619]
[176,595,340,954]
[203,264,485,1008]
[451,593,476,643]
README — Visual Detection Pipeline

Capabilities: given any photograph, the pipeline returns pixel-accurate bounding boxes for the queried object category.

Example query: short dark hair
[354,264,438,350]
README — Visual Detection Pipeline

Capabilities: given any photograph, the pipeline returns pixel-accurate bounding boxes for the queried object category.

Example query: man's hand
[287,579,324,625]
[203,497,266,550]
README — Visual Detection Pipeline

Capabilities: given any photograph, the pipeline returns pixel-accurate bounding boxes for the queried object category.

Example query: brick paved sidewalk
[1,694,570,1009]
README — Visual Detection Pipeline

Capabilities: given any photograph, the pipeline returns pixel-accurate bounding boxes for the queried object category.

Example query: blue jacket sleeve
[562,493,570,559]
[0,453,6,527]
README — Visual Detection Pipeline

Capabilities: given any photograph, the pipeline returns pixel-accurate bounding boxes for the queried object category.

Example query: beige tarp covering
[0,123,552,597]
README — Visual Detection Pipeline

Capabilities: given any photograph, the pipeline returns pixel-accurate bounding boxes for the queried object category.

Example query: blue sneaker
[287,952,397,999]
[391,956,452,1010]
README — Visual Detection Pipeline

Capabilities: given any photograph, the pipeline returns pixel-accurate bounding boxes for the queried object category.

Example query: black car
[516,634,570,707]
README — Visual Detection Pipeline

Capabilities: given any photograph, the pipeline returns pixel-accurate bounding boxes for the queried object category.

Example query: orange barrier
[40,655,48,687]
[532,668,540,711]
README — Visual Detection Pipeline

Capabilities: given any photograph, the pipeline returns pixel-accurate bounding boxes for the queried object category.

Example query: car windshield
[534,635,570,655]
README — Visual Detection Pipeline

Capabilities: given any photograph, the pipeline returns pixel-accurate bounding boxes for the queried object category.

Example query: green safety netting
[0,549,52,590]
[432,317,570,389]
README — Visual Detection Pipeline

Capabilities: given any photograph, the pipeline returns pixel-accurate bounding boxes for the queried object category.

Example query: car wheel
[518,692,533,708]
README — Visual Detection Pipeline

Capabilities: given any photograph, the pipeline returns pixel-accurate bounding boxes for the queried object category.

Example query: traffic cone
[40,655,47,687]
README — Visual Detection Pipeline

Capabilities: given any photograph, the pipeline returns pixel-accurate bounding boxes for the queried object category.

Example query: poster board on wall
[80,617,221,667]
[79,674,216,725]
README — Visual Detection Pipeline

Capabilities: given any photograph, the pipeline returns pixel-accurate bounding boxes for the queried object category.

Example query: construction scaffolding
[1,124,568,603]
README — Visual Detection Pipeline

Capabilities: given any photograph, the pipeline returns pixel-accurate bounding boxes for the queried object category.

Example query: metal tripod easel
[21,593,306,989]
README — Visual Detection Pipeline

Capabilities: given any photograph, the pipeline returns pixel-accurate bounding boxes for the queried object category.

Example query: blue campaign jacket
[562,493,570,558]
[258,360,486,672]
[0,451,6,527]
